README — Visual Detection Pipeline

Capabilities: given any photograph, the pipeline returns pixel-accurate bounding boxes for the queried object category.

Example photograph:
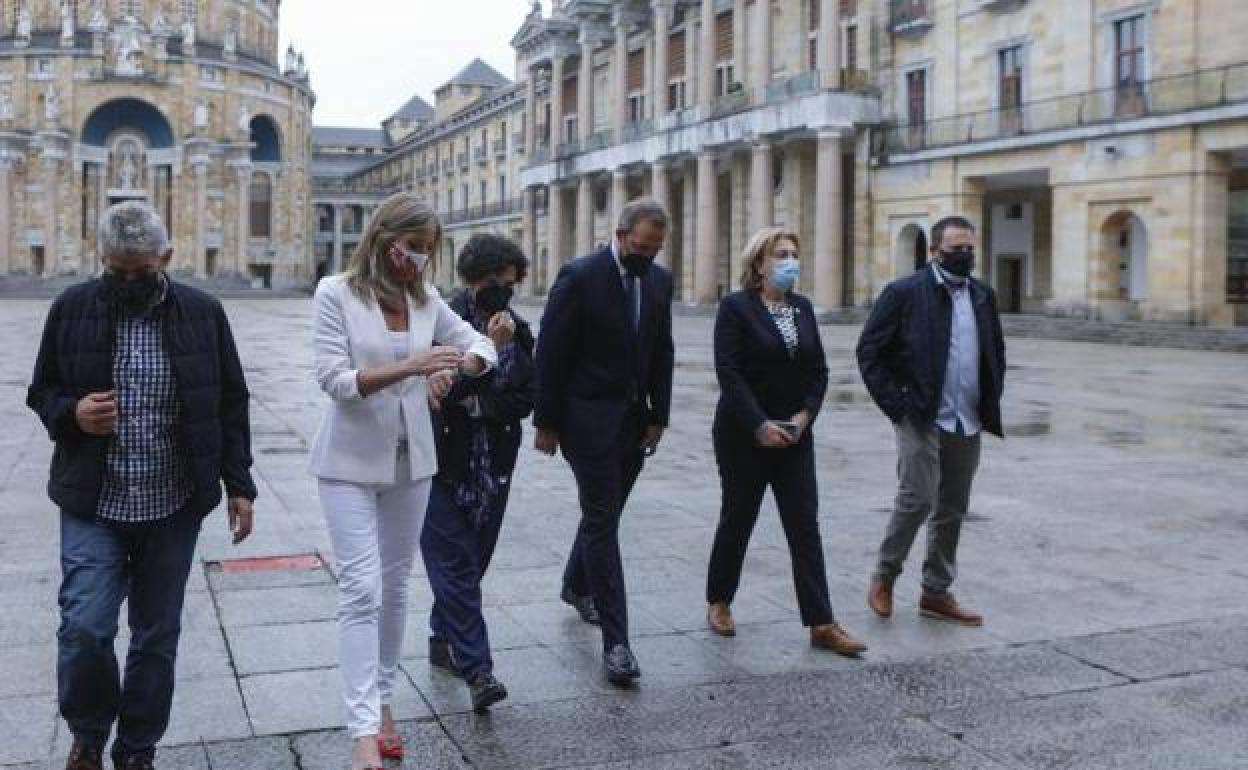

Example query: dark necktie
[624,273,639,333]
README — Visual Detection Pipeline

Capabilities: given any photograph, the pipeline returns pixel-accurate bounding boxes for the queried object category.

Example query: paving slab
[0,695,55,765]
[291,722,469,770]
[240,666,431,736]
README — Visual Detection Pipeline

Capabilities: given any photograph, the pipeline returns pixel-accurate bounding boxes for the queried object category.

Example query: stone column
[332,203,344,273]
[192,161,208,276]
[613,11,629,134]
[748,140,772,234]
[818,0,840,90]
[699,0,716,114]
[694,150,718,303]
[548,183,566,272]
[653,0,670,118]
[813,130,843,309]
[578,29,594,143]
[0,157,11,275]
[651,160,671,267]
[521,186,537,296]
[681,160,697,302]
[550,54,566,147]
[611,167,629,231]
[733,0,746,91]
[234,164,251,275]
[525,68,538,157]
[43,157,60,277]
[753,0,772,105]
[576,174,594,256]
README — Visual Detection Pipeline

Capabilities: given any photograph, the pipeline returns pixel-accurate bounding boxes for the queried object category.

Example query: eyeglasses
[773,249,799,260]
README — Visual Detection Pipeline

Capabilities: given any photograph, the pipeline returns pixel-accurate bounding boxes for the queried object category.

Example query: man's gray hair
[98,201,169,259]
[617,197,669,233]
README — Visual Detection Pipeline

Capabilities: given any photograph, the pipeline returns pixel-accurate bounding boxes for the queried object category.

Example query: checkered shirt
[95,298,194,523]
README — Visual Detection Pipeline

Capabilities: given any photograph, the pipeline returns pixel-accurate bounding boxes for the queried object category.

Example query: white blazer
[309,274,497,484]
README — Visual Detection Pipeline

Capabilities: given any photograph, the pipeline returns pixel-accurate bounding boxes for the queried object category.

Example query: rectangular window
[998,45,1024,134]
[845,24,858,71]
[498,174,506,205]
[480,180,487,214]
[1114,15,1147,117]
[668,79,687,110]
[669,30,686,77]
[716,63,736,97]
[448,189,454,212]
[906,68,927,148]
[629,93,645,123]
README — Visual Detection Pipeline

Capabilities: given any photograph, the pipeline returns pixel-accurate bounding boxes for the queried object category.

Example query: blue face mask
[769,258,801,292]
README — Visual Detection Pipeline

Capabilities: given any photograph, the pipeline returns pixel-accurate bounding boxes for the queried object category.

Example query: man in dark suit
[855,215,1006,627]
[534,198,675,686]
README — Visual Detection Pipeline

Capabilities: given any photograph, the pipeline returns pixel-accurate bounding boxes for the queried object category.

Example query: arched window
[896,223,928,277]
[249,172,272,238]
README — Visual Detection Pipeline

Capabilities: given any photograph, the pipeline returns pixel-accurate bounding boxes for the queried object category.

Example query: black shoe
[603,644,641,687]
[429,637,461,677]
[561,586,601,625]
[111,753,155,770]
[469,672,508,712]
[65,740,103,770]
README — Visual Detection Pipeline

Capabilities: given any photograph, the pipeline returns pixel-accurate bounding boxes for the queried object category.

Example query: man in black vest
[534,198,674,686]
[27,202,256,770]
[856,215,1006,628]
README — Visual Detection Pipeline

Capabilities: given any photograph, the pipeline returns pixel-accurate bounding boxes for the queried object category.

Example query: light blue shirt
[932,264,981,436]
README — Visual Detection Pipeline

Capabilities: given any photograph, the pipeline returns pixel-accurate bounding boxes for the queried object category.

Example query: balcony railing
[442,159,454,174]
[890,0,932,36]
[457,153,469,170]
[442,198,525,225]
[532,143,551,164]
[493,138,507,157]
[554,139,580,159]
[711,88,752,118]
[619,119,654,143]
[512,131,526,151]
[585,129,614,152]
[879,62,1248,156]
[427,164,439,179]
[474,146,488,164]
[766,70,823,104]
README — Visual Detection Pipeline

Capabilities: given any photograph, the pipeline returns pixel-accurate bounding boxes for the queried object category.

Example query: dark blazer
[432,290,536,485]
[534,246,675,454]
[855,266,1007,437]
[26,278,258,520]
[712,290,829,449]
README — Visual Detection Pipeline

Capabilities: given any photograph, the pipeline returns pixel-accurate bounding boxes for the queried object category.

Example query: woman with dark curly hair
[420,233,535,711]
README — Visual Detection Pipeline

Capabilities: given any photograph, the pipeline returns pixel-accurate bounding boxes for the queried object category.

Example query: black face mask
[102,270,164,315]
[620,252,653,278]
[474,283,513,316]
[938,248,975,278]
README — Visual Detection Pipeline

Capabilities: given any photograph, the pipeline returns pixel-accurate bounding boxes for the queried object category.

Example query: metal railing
[619,119,654,143]
[880,62,1248,155]
[554,139,580,158]
[457,152,469,170]
[474,146,488,164]
[442,159,454,174]
[512,131,526,151]
[766,71,822,103]
[442,198,524,225]
[585,129,614,152]
[711,88,752,118]
[890,0,932,33]
[493,138,507,156]
[532,143,551,164]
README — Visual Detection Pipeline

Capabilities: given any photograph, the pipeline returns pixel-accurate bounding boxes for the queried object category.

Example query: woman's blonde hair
[343,192,441,306]
[739,227,801,290]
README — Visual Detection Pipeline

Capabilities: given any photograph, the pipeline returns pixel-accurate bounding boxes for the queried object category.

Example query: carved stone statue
[223,22,237,57]
[181,17,196,51]
[117,142,140,190]
[152,5,171,36]
[0,85,13,123]
[237,103,250,134]
[60,0,75,44]
[44,87,61,126]
[193,99,209,131]
[89,0,108,31]
[296,52,306,78]
[15,4,32,46]
[285,45,296,74]
[115,21,145,76]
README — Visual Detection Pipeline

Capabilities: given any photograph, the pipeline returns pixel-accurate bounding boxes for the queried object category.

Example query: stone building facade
[315,0,1247,326]
[0,0,315,289]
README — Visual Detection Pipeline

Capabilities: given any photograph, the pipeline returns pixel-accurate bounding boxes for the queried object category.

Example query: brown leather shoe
[64,740,103,770]
[810,624,868,656]
[706,602,736,637]
[868,577,893,618]
[919,593,983,626]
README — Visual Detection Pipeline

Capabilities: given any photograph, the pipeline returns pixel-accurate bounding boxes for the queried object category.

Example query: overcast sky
[279,1,534,128]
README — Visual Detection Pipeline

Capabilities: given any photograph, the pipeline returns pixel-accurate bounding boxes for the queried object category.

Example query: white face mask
[394,244,430,272]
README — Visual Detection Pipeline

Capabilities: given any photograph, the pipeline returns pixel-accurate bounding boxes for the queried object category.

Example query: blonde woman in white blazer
[310,193,497,770]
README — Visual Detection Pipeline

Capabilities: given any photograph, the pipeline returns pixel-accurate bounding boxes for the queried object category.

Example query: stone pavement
[1,297,1247,769]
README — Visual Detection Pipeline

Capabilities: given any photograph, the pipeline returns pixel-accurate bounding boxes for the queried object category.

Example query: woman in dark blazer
[705,227,866,656]
[420,234,536,713]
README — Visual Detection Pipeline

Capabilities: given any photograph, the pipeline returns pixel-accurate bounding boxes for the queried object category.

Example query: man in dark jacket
[26,202,256,770]
[534,198,675,686]
[855,215,1005,628]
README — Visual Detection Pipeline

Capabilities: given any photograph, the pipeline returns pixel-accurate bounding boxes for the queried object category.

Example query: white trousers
[318,457,430,738]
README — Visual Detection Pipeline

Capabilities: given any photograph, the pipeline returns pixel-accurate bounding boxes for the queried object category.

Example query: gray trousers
[875,417,981,597]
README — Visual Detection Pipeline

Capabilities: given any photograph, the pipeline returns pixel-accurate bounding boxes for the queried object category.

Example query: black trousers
[706,438,835,627]
[561,412,645,651]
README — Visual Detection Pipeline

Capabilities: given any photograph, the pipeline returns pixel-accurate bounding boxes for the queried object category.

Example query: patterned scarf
[452,293,517,530]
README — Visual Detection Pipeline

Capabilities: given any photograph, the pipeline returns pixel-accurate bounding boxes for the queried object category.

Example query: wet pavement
[1,297,1247,769]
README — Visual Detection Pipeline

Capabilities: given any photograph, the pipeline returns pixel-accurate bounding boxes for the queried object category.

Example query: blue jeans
[57,510,202,757]
[420,480,508,681]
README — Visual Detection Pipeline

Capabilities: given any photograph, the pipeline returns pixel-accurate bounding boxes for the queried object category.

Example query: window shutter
[669,30,686,77]
[628,49,645,91]
[561,75,577,116]
[715,11,733,61]
[809,0,819,31]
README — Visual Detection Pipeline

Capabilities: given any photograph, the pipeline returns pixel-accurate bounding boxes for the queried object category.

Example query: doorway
[997,255,1024,313]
